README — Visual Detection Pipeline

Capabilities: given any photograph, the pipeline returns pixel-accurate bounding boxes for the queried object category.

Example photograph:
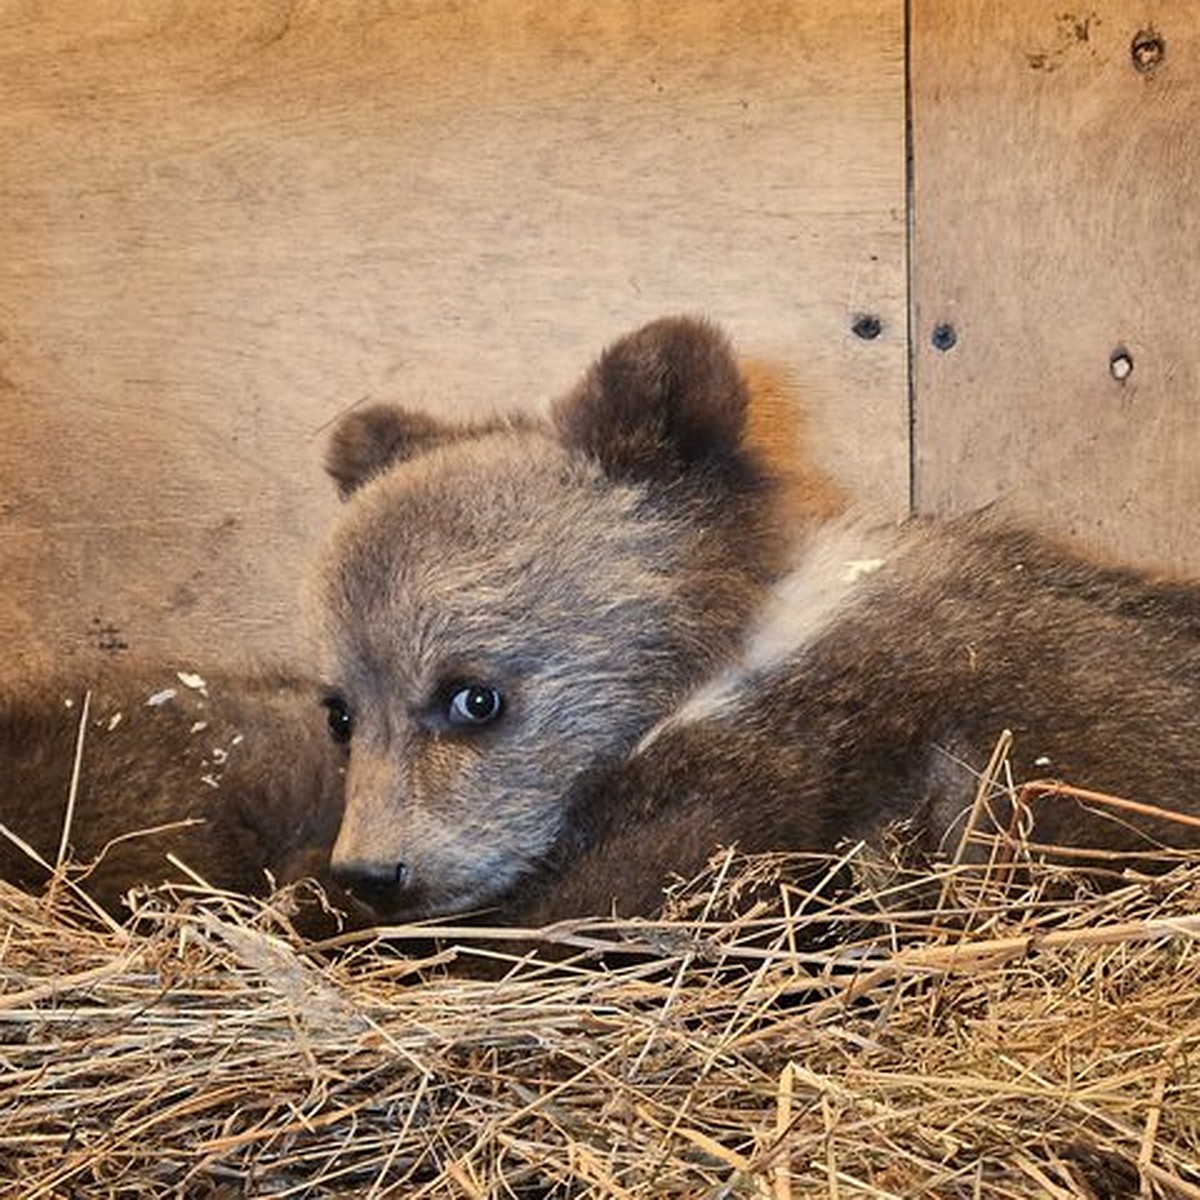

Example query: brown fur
[314,317,824,918]
[505,515,1200,926]
[740,359,845,530]
[0,664,351,929]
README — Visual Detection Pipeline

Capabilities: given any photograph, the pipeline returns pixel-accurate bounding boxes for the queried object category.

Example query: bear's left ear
[325,406,462,499]
[552,316,750,484]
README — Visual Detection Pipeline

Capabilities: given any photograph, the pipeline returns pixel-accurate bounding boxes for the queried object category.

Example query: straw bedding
[2,818,1200,1197]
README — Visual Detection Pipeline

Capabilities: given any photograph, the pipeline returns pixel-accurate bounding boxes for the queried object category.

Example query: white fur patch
[637,519,895,749]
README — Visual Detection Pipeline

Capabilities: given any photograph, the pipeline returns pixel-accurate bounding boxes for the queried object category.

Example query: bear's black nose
[332,859,411,914]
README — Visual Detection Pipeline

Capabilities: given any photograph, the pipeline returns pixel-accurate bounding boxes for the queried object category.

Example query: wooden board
[910,2,1200,574]
[0,1,908,680]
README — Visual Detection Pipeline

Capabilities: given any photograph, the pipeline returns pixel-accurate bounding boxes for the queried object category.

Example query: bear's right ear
[552,316,751,485]
[324,406,460,499]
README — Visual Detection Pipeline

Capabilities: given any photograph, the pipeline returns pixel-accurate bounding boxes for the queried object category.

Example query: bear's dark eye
[447,684,503,727]
[321,693,354,744]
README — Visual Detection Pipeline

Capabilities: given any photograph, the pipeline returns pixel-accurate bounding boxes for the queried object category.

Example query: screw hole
[931,323,957,352]
[851,314,883,341]
[1109,347,1134,382]
[1131,29,1165,72]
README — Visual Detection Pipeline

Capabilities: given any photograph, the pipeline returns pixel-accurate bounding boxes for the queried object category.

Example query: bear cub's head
[313,317,788,920]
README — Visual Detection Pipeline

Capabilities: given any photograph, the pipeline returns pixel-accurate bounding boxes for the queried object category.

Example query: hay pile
[3,838,1199,1200]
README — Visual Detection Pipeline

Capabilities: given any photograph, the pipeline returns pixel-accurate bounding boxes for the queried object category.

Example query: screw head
[851,314,883,341]
[931,323,957,352]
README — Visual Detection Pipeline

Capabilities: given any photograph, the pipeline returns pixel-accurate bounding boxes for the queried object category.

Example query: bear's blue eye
[321,693,354,744]
[447,684,503,727]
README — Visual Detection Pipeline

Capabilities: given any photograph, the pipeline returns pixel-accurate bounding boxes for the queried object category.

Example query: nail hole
[1110,348,1134,382]
[851,314,883,341]
[931,323,957,352]
[1131,29,1165,72]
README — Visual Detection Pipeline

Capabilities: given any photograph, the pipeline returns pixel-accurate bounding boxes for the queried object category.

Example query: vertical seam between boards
[903,0,918,516]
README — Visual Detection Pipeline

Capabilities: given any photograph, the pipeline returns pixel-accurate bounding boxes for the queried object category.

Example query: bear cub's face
[313,318,782,920]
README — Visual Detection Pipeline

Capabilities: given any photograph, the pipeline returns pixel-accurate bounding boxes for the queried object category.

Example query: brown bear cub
[316,315,1200,928]
[315,317,821,919]
[0,666,349,925]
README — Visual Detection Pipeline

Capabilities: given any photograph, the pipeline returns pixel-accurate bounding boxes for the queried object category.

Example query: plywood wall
[911,1,1200,575]
[4,2,1199,684]
[0,0,908,680]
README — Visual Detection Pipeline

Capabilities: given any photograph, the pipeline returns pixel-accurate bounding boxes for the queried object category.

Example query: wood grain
[0,0,907,678]
[911,2,1200,573]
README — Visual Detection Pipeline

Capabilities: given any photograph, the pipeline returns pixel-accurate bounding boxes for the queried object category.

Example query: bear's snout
[331,855,412,917]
